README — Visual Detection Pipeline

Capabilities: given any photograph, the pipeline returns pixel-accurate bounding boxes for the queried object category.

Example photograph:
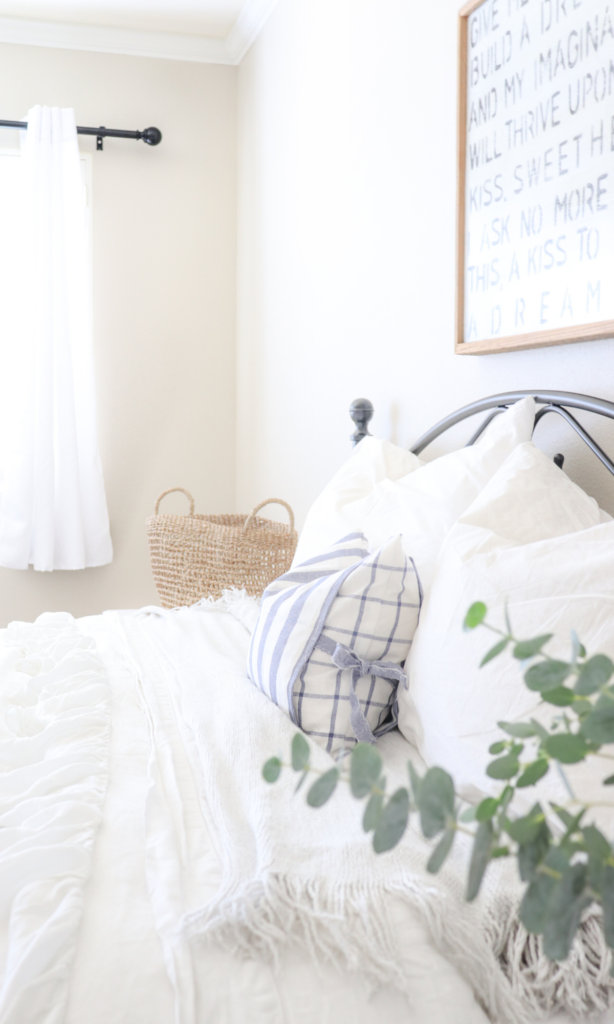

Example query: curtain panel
[0,106,112,571]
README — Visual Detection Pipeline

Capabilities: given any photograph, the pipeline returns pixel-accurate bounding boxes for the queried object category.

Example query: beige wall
[0,43,237,626]
[236,0,614,530]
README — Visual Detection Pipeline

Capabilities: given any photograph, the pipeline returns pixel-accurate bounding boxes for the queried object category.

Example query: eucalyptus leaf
[306,768,339,808]
[467,820,493,901]
[505,804,545,845]
[363,791,384,833]
[542,686,575,707]
[408,762,423,805]
[373,788,410,853]
[524,661,571,693]
[604,774,614,786]
[582,825,611,862]
[464,602,487,631]
[476,797,500,822]
[480,638,509,667]
[492,846,510,859]
[517,759,549,788]
[262,757,282,783]
[517,817,552,882]
[575,655,614,696]
[419,767,455,838]
[581,697,614,745]
[427,827,456,874]
[520,847,568,934]
[530,719,550,742]
[350,743,383,798]
[497,721,535,738]
[291,733,310,772]
[489,741,507,755]
[542,863,591,961]
[513,635,553,660]
[544,734,589,764]
[460,806,477,823]
[551,805,584,833]
[486,754,520,780]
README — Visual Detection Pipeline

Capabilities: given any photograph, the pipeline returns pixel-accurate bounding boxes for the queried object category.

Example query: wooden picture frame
[456,0,614,355]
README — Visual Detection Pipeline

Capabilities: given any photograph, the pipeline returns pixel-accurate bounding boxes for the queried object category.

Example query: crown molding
[0,0,280,65]
[225,0,280,62]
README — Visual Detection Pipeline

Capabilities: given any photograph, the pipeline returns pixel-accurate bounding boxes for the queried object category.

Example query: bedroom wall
[0,44,237,626]
[236,0,614,530]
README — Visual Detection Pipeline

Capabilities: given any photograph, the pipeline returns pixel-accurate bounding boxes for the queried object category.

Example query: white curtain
[0,106,112,571]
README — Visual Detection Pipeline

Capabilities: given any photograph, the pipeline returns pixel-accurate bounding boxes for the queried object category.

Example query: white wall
[0,43,237,626]
[236,0,614,529]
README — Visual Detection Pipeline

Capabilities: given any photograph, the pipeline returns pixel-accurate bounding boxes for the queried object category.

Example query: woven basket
[146,489,298,609]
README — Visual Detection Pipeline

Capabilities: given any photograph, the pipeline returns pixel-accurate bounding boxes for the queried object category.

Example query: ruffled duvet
[0,613,110,1024]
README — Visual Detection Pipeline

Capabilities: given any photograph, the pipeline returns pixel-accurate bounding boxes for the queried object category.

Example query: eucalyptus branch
[263,602,614,963]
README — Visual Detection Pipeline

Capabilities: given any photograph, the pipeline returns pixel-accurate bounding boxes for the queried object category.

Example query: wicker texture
[146,489,298,608]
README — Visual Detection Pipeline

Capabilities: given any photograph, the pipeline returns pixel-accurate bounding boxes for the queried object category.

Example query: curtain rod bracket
[96,127,104,152]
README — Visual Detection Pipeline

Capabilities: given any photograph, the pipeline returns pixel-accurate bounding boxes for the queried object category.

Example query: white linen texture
[293,396,535,595]
[0,613,110,1024]
[0,105,112,571]
[247,533,422,753]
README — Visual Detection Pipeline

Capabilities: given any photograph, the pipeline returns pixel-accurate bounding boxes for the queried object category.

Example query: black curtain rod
[0,120,162,151]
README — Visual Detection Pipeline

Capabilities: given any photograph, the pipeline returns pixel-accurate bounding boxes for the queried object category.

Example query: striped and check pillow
[247,533,422,754]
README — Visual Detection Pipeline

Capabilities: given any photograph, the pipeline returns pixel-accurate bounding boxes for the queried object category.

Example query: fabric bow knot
[315,635,407,745]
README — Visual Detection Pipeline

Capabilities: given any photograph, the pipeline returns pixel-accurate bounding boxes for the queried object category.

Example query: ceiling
[0,0,279,63]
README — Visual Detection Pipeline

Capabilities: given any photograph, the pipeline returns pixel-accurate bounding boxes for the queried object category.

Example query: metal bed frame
[349,392,614,477]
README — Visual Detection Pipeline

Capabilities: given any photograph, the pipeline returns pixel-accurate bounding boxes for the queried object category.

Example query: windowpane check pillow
[247,533,422,754]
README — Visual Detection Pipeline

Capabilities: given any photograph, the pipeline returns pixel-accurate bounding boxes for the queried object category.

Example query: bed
[3,391,614,1024]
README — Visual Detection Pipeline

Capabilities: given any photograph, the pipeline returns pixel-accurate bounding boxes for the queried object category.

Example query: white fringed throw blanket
[122,594,614,1024]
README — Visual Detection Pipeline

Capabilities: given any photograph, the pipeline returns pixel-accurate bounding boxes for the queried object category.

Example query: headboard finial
[350,398,374,447]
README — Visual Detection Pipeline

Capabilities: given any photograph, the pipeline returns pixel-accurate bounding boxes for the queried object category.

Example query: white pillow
[248,533,422,754]
[292,438,423,567]
[399,441,611,821]
[295,397,536,596]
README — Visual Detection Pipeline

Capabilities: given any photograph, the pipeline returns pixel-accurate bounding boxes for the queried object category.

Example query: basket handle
[244,498,295,534]
[154,487,195,516]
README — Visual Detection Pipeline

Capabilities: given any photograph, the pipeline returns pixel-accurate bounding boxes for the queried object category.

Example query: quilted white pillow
[398,442,610,817]
[248,533,422,754]
[294,397,535,596]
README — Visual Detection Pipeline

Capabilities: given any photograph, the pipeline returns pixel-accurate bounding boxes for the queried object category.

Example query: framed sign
[457,0,614,354]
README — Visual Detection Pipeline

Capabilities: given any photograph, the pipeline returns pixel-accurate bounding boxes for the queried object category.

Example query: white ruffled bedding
[0,601,611,1024]
[0,614,110,1023]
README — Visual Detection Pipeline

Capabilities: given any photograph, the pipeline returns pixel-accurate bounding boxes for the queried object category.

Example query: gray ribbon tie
[315,635,407,744]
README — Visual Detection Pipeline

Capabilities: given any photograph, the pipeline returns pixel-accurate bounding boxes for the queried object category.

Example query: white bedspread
[3,600,613,1024]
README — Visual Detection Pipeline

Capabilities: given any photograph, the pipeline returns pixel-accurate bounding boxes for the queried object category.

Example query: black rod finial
[554,453,565,469]
[141,126,162,146]
[350,398,374,447]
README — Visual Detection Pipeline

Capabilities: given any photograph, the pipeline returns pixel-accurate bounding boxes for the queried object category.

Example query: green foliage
[350,743,382,797]
[464,602,487,630]
[373,788,410,853]
[307,768,339,807]
[263,604,614,963]
[262,757,282,783]
[292,733,310,771]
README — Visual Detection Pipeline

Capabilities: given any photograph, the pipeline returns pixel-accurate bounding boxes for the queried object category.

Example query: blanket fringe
[487,904,614,1021]
[182,874,535,1024]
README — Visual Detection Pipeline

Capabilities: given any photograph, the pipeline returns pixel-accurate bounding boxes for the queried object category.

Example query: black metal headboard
[349,392,614,477]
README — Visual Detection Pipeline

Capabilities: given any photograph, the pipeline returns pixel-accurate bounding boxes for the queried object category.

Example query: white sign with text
[464,0,614,344]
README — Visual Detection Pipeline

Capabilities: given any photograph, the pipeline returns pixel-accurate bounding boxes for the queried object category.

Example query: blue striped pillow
[247,533,422,753]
